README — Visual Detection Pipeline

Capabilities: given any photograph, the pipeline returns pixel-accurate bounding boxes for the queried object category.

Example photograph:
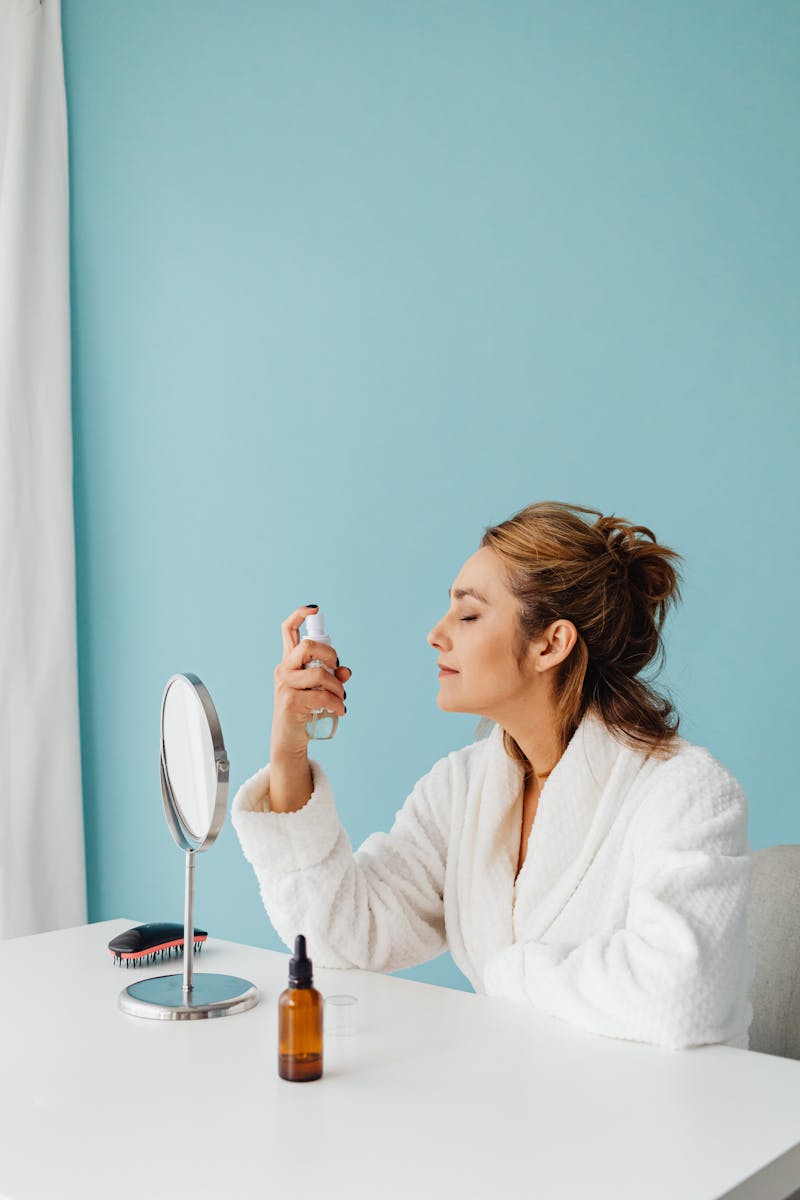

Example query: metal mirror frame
[118,672,259,1021]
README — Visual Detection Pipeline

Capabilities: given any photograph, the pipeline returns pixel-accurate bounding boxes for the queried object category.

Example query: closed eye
[460,616,478,622]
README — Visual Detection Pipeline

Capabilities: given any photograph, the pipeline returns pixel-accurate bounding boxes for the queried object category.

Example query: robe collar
[461,707,650,983]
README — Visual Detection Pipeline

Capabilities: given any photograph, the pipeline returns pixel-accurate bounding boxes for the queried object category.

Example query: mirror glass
[162,676,217,841]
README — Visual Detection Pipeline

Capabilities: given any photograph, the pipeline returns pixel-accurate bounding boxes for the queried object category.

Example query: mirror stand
[119,849,257,1020]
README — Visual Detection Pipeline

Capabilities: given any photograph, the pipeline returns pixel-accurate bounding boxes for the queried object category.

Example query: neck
[493,691,563,786]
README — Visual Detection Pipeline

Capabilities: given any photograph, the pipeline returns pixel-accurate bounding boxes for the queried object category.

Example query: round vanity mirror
[118,673,259,1021]
[161,674,225,850]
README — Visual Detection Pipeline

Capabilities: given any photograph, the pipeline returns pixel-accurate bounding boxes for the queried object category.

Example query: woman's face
[427,546,537,721]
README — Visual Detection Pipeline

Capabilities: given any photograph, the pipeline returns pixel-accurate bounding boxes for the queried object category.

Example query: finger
[281,679,346,718]
[286,638,339,672]
[334,666,352,681]
[280,605,319,658]
[282,665,345,703]
[286,690,347,718]
[303,690,347,716]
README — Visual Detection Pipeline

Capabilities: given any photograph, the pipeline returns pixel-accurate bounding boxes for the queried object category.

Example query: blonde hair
[478,500,685,772]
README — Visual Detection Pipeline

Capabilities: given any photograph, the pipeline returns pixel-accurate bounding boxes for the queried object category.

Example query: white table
[1,919,799,1200]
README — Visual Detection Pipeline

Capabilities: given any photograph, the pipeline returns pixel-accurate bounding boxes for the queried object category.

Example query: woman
[232,501,754,1051]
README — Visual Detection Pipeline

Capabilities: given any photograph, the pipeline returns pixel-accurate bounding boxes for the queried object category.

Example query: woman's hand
[271,604,352,762]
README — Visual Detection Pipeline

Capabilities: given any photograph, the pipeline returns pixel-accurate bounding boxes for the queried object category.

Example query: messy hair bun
[480,501,685,768]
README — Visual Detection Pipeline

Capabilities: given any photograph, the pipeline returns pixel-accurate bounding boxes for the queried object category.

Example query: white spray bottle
[302,611,338,741]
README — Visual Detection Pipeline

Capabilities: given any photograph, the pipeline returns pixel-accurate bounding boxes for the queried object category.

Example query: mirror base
[119,972,259,1020]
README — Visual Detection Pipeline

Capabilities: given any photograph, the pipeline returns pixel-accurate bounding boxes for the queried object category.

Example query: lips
[438,664,458,673]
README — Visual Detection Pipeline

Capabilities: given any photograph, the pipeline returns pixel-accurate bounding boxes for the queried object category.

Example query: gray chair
[746,845,800,1059]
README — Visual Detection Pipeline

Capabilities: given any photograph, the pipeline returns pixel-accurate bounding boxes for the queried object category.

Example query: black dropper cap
[289,934,313,988]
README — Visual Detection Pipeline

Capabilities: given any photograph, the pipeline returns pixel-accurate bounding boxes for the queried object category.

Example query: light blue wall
[62,1,799,990]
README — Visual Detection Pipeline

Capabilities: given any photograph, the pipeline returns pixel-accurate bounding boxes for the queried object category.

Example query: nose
[427,615,449,650]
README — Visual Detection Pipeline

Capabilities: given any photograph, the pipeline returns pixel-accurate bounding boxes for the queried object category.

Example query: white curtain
[0,0,86,937]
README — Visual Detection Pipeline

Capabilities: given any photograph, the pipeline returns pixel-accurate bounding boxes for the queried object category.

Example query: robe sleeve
[230,753,451,972]
[482,756,755,1050]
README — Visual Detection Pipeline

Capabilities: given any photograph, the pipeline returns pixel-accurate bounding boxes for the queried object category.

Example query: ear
[532,619,578,674]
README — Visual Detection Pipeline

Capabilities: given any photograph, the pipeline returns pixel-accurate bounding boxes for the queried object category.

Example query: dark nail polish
[336,657,340,666]
[306,603,318,608]
[343,690,347,699]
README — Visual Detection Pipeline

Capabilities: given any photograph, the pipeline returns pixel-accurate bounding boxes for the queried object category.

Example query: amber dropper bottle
[278,934,323,1082]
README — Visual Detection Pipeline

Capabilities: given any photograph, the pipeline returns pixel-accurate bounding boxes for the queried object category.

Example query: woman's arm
[231,752,453,973]
[482,757,754,1050]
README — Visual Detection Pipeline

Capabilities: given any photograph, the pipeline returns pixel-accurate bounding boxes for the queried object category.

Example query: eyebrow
[448,587,490,604]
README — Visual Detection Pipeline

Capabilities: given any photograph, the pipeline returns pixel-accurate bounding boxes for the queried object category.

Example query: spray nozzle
[304,611,326,640]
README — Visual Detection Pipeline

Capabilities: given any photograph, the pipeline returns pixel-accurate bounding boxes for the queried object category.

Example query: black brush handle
[108,922,208,956]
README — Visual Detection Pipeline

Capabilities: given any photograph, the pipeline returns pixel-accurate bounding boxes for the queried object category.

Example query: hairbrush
[108,922,208,967]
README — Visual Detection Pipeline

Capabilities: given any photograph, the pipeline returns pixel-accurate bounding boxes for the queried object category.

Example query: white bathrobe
[231,709,754,1051]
